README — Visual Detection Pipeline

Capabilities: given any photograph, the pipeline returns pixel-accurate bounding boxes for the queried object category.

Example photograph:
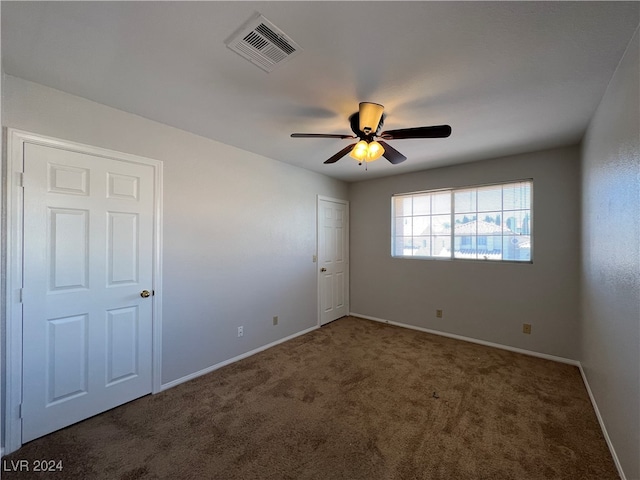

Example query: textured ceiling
[2,2,639,182]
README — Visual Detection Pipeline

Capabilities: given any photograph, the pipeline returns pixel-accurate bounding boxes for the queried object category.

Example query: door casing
[3,129,164,454]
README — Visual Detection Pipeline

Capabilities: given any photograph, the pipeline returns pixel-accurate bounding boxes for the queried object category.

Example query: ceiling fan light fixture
[359,102,384,134]
[349,140,369,161]
[349,140,385,162]
[367,141,385,161]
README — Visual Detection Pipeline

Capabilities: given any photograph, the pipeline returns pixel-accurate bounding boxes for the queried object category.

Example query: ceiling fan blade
[324,143,356,164]
[378,141,407,164]
[380,125,452,140]
[291,133,356,139]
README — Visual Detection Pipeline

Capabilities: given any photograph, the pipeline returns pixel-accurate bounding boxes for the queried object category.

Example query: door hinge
[18,288,24,303]
[18,404,23,418]
[16,172,24,188]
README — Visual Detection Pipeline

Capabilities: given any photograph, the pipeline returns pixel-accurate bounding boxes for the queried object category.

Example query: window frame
[391,179,533,264]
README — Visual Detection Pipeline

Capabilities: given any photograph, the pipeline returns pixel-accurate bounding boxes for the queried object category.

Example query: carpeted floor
[3,316,618,479]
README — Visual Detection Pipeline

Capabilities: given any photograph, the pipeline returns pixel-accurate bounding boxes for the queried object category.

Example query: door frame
[316,195,349,326]
[4,129,164,454]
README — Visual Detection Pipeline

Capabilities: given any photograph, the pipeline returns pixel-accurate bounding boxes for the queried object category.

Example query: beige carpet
[3,316,618,479]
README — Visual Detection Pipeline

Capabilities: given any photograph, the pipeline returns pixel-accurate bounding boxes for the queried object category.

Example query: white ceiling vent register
[225,13,302,73]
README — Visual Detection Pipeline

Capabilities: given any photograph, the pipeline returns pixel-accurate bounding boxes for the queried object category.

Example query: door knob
[320,268,327,272]
[140,290,151,298]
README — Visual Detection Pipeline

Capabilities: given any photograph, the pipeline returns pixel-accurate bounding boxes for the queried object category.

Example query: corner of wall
[579,23,640,480]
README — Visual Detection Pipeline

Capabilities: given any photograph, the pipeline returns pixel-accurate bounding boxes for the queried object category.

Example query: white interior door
[21,142,155,442]
[318,197,349,325]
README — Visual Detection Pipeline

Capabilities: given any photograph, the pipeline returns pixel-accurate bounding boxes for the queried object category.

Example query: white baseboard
[578,364,627,480]
[161,325,319,391]
[350,312,580,366]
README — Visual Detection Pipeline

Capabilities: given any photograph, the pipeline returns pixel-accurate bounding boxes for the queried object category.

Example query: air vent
[225,13,302,72]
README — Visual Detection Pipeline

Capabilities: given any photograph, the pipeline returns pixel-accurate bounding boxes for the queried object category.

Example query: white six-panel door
[318,198,348,325]
[21,142,155,442]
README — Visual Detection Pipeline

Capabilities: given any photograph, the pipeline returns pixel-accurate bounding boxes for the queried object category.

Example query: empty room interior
[1,2,639,479]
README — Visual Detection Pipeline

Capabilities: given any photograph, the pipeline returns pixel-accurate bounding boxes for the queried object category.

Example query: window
[392,190,451,258]
[392,180,532,262]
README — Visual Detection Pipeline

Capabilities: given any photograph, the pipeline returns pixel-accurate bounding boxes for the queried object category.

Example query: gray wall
[349,146,581,359]
[580,26,639,480]
[2,75,348,385]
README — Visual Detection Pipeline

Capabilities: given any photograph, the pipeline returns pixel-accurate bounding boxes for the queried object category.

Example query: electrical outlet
[523,323,532,334]
[436,309,443,318]
[237,326,244,337]
[273,316,278,326]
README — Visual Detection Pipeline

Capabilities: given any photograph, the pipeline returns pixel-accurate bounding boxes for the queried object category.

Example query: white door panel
[22,143,154,442]
[318,198,348,325]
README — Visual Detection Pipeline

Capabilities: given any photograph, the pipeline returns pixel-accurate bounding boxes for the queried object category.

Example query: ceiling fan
[290,102,452,165]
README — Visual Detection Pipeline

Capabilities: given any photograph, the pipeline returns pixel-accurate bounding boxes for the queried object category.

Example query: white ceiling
[2,2,639,182]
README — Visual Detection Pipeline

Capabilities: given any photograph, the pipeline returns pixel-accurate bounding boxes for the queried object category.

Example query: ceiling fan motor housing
[349,112,384,140]
[357,102,385,136]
